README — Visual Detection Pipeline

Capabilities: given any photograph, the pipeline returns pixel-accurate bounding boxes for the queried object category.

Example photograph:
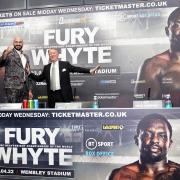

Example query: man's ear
[134,135,138,146]
[169,139,173,148]
[165,26,169,36]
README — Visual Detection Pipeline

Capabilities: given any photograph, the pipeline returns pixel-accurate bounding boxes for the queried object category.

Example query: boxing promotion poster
[0,108,180,179]
[0,1,179,106]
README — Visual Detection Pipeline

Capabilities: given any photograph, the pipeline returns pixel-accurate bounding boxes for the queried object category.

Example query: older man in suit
[29,48,100,108]
[0,36,33,103]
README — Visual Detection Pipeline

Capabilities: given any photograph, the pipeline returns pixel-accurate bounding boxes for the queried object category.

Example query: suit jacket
[0,48,32,90]
[29,61,90,102]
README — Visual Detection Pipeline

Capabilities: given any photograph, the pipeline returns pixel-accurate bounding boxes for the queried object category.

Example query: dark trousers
[48,90,64,108]
[5,85,28,103]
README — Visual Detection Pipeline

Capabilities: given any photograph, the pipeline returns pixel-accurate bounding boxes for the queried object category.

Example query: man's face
[167,15,180,51]
[48,49,59,63]
[13,37,23,51]
[136,119,172,163]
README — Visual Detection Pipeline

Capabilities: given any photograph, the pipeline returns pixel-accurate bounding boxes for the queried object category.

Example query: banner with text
[0,1,179,106]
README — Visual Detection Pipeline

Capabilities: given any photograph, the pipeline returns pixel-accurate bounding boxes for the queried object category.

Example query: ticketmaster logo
[102,124,124,130]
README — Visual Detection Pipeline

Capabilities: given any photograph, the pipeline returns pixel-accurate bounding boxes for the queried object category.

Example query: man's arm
[0,47,12,67]
[134,58,162,99]
[67,62,100,74]
[28,67,46,82]
[27,68,46,99]
[90,65,100,75]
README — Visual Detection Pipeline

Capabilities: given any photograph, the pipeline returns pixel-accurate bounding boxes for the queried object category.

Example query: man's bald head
[13,36,23,51]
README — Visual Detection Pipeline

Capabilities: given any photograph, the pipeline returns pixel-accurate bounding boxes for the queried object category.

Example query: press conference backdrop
[0,1,178,106]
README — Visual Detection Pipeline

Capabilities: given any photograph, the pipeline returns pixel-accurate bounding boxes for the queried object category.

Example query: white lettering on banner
[31,47,112,65]
[44,27,99,45]
[0,12,13,18]
[0,128,73,166]
[5,128,60,145]
[13,112,49,117]
[30,27,112,65]
[37,9,57,15]
[0,113,12,117]
[57,6,93,14]
[22,10,36,16]
[0,147,72,166]
[51,111,127,118]
[20,170,46,176]
[31,49,49,65]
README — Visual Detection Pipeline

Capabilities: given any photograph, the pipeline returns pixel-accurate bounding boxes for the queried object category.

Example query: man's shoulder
[163,161,180,179]
[109,161,139,179]
[167,160,180,168]
[59,61,69,65]
[141,50,170,68]
[44,63,51,69]
[145,50,170,62]
[119,161,139,172]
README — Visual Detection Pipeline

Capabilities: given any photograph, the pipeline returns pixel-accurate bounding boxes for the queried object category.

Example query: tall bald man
[0,37,33,103]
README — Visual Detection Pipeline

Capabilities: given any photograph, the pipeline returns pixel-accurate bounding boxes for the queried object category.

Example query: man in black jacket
[29,48,100,108]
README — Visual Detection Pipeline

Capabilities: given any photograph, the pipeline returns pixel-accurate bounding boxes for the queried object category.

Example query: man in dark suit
[28,48,100,108]
[0,37,33,103]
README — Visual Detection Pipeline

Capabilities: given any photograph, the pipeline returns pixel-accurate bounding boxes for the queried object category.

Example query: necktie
[50,63,56,91]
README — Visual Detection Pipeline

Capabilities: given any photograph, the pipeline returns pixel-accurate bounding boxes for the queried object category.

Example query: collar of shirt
[15,49,27,69]
[15,49,23,56]
[52,60,59,67]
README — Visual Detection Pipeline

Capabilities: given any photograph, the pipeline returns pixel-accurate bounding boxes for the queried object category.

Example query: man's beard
[171,36,180,51]
[141,146,166,163]
[14,45,22,51]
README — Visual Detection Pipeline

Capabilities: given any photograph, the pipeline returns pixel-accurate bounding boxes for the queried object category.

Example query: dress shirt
[16,49,27,68]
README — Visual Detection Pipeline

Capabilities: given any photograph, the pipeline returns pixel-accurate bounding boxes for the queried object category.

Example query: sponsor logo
[86,138,114,150]
[85,150,114,157]
[102,124,124,130]
[85,138,114,157]
[85,138,97,150]
[0,22,24,27]
[71,125,83,131]
[100,80,117,84]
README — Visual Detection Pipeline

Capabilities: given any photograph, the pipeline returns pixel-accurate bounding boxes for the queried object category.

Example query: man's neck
[139,158,168,174]
[51,60,58,64]
[169,48,180,61]
[14,48,23,54]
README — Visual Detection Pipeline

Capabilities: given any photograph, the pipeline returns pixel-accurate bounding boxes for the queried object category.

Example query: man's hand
[28,90,33,99]
[90,65,100,75]
[2,46,12,59]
